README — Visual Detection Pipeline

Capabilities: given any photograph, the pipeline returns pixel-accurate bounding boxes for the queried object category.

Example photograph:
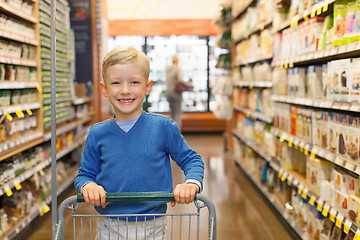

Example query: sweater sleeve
[74,128,102,193]
[165,119,204,191]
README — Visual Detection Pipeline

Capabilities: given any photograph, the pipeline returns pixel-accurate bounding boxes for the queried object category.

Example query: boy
[74,46,204,239]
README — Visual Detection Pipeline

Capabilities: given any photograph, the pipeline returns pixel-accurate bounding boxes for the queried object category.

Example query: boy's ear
[99,81,108,97]
[145,79,153,95]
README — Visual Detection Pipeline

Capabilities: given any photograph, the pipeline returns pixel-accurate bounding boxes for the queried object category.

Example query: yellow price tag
[304,149,309,155]
[39,169,45,176]
[284,63,288,69]
[300,146,304,152]
[40,205,50,216]
[355,233,360,240]
[289,62,294,68]
[15,183,22,190]
[249,85,253,89]
[6,113,13,121]
[294,144,298,149]
[329,213,335,222]
[297,187,302,194]
[317,203,323,212]
[280,137,285,142]
[323,4,328,12]
[26,108,33,115]
[311,11,316,17]
[294,20,298,26]
[335,218,342,228]
[281,175,286,182]
[5,188,13,197]
[260,25,265,30]
[278,172,282,178]
[288,141,293,147]
[309,197,315,205]
[36,86,42,92]
[15,110,24,118]
[317,8,322,15]
[310,152,316,158]
[287,179,292,185]
[304,15,309,21]
[343,224,350,234]
[302,191,307,199]
[322,207,328,216]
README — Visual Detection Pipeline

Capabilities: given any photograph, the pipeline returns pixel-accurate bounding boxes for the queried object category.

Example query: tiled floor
[18,133,297,239]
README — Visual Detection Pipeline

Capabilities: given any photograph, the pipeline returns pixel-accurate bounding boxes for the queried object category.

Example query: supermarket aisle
[21,133,295,240]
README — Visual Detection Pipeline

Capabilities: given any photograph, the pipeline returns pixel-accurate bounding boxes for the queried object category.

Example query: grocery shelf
[0,29,38,46]
[0,131,43,161]
[0,81,40,89]
[0,56,37,67]
[233,81,272,88]
[0,2,37,23]
[232,0,256,20]
[234,18,273,44]
[0,102,41,115]
[272,41,360,68]
[233,106,272,124]
[231,154,306,239]
[73,97,92,105]
[271,127,360,176]
[234,53,273,66]
[0,136,85,197]
[271,95,360,112]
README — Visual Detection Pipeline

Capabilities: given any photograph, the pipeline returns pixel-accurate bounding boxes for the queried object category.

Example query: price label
[15,182,22,191]
[5,186,12,197]
[15,110,24,118]
[278,171,282,178]
[289,62,294,68]
[310,152,316,158]
[309,197,315,205]
[335,215,344,229]
[36,86,42,92]
[304,15,309,21]
[6,113,13,121]
[297,186,302,195]
[355,229,360,240]
[323,4,328,12]
[39,169,45,176]
[329,212,335,222]
[26,108,33,115]
[40,204,50,216]
[317,202,323,212]
[294,144,298,150]
[288,141,293,147]
[299,146,304,152]
[304,149,309,155]
[316,8,322,15]
[281,174,287,182]
[343,219,352,234]
[302,190,307,199]
[311,11,316,17]
[280,137,285,142]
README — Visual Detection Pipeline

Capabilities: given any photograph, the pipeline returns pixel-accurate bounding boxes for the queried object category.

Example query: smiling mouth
[118,99,135,103]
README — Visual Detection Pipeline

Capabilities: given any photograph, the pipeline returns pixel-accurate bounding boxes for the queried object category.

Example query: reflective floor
[19,133,296,240]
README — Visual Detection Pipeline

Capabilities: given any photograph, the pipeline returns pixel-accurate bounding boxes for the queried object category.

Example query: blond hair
[102,46,150,82]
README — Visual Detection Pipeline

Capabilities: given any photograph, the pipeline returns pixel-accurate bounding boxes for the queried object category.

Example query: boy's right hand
[81,182,108,208]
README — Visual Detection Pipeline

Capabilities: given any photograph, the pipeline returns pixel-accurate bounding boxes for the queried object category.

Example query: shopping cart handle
[77,192,176,202]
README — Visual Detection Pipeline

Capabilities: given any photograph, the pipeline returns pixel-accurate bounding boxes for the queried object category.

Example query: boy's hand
[82,182,108,208]
[171,183,200,207]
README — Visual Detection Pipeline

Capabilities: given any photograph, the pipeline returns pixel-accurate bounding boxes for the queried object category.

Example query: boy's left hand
[171,183,200,207]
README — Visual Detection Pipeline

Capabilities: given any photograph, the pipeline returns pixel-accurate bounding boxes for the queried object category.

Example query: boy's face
[100,63,152,121]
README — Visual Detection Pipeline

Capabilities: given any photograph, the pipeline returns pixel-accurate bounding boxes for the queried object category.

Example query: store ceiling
[106,0,220,20]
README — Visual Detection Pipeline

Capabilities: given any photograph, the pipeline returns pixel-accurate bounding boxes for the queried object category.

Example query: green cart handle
[77,192,176,202]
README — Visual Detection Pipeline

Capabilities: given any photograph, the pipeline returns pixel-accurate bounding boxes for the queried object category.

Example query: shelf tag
[260,25,265,30]
[302,191,307,199]
[6,113,13,121]
[297,186,302,195]
[36,86,42,92]
[287,179,292,185]
[310,152,316,158]
[317,202,323,212]
[335,215,344,229]
[289,62,294,68]
[329,212,335,222]
[278,171,282,178]
[323,4,328,12]
[26,108,33,115]
[355,229,360,240]
[15,182,22,191]
[281,174,286,182]
[343,219,352,234]
[40,204,50,216]
[311,11,316,17]
[15,110,24,118]
[309,197,315,205]
[5,186,12,197]
[294,144,298,150]
[304,15,309,21]
[316,8,322,15]
[299,146,304,152]
[280,137,285,142]
[288,141,293,147]
[304,148,309,155]
[39,169,45,176]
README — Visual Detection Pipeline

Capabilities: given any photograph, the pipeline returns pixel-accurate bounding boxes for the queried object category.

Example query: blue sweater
[75,112,204,216]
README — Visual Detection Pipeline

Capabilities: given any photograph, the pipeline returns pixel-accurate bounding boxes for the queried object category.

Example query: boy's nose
[120,83,131,94]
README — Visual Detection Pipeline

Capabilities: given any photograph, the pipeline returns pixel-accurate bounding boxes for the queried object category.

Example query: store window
[108,35,219,113]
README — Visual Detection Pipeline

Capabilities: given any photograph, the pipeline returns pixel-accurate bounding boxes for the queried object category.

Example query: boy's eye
[131,81,140,84]
[111,81,120,85]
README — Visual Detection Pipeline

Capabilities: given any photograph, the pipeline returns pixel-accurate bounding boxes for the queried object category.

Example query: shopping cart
[55,192,216,240]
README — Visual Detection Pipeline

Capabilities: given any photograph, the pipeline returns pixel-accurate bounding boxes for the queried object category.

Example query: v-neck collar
[111,112,145,135]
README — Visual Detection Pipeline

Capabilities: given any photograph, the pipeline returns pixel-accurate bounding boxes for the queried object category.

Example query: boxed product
[337,114,348,157]
[307,65,323,99]
[306,157,333,195]
[328,112,339,154]
[347,116,359,161]
[353,0,360,42]
[332,189,348,216]
[348,195,360,225]
[333,0,348,46]
[332,168,347,192]
[330,59,351,101]
[320,180,334,202]
[347,172,360,195]
[321,111,328,149]
[322,63,330,99]
[308,16,324,53]
[312,111,322,147]
[350,58,360,102]
[343,0,357,44]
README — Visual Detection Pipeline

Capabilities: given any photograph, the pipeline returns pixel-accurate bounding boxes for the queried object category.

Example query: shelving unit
[229,0,360,239]
[0,0,94,238]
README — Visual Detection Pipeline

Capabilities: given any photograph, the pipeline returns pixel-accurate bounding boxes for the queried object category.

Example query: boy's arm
[82,182,107,208]
[171,183,199,207]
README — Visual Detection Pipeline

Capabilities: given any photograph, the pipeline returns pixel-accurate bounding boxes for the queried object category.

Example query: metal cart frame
[55,192,216,240]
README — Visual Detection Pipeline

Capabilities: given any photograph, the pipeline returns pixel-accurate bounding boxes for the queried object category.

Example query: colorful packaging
[353,0,360,42]
[338,114,348,157]
[307,65,323,99]
[347,172,360,195]
[306,157,332,195]
[347,116,359,161]
[333,0,348,46]
[348,195,360,225]
[321,111,328,149]
[328,113,339,154]
[344,0,357,44]
[350,58,360,102]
